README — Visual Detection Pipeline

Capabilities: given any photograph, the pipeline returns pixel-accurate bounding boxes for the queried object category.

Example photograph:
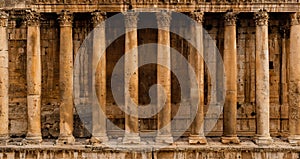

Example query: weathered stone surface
[0,1,299,157]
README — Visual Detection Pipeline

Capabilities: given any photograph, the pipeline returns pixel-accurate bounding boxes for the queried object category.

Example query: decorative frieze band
[0,12,8,27]
[156,11,172,28]
[26,10,40,27]
[123,11,139,28]
[254,10,268,26]
[291,12,300,26]
[224,12,237,26]
[58,10,73,27]
[91,11,106,28]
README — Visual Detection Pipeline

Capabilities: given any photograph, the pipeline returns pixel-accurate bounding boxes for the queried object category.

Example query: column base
[188,135,207,145]
[288,135,300,146]
[90,135,109,144]
[253,136,273,146]
[155,135,173,144]
[221,136,240,144]
[23,136,42,144]
[56,135,75,144]
[123,134,141,144]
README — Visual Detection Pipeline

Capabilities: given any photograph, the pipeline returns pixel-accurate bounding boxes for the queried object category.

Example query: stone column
[90,11,108,144]
[188,11,207,145]
[288,12,300,145]
[57,10,75,144]
[155,11,173,144]
[123,11,140,144]
[25,10,42,143]
[253,10,272,145]
[0,12,9,143]
[221,12,240,144]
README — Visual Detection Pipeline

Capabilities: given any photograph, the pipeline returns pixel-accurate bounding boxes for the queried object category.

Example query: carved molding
[123,11,139,28]
[291,12,300,26]
[91,11,106,28]
[33,0,300,4]
[254,10,268,26]
[190,11,204,24]
[224,12,237,26]
[156,11,172,28]
[26,10,40,26]
[58,10,73,27]
[0,12,8,27]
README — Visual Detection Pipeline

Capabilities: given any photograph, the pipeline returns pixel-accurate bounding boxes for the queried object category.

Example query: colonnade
[0,9,299,145]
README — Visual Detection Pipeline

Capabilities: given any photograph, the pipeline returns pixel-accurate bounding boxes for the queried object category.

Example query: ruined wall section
[8,13,28,137]
[40,14,60,139]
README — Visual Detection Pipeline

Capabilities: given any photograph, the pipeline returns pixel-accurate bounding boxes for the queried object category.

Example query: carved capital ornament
[190,11,204,24]
[291,12,300,26]
[254,10,268,26]
[58,10,73,27]
[26,10,41,26]
[123,11,139,28]
[91,11,106,28]
[224,12,237,26]
[0,12,8,27]
[156,11,172,28]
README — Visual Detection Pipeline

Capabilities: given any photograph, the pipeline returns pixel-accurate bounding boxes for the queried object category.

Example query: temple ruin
[1,0,300,158]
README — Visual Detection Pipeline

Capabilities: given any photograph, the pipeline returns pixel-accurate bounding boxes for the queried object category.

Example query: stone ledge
[0,139,299,158]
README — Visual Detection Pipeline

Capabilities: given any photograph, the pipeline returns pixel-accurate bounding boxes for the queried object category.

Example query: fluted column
[188,11,207,145]
[57,10,75,144]
[0,12,9,143]
[221,12,240,144]
[253,10,272,145]
[123,11,140,144]
[25,10,42,143]
[156,11,173,144]
[288,12,300,145]
[90,11,108,144]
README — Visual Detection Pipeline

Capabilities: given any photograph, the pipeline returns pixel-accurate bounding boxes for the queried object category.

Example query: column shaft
[221,12,240,144]
[123,12,140,143]
[25,10,42,143]
[0,12,9,142]
[254,10,272,145]
[90,11,108,144]
[188,11,207,145]
[288,12,300,145]
[156,11,173,144]
[57,11,75,144]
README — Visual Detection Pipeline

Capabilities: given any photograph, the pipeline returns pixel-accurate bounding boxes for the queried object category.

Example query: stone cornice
[224,11,237,26]
[58,10,73,27]
[26,10,40,27]
[254,10,268,26]
[0,12,8,27]
[123,11,139,29]
[91,11,106,28]
[156,11,172,28]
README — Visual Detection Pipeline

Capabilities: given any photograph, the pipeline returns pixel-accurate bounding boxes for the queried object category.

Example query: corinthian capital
[58,10,73,27]
[156,11,172,28]
[26,10,40,26]
[190,11,204,24]
[0,12,8,27]
[254,10,268,26]
[224,12,237,26]
[91,11,106,28]
[123,11,139,28]
[290,12,300,26]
